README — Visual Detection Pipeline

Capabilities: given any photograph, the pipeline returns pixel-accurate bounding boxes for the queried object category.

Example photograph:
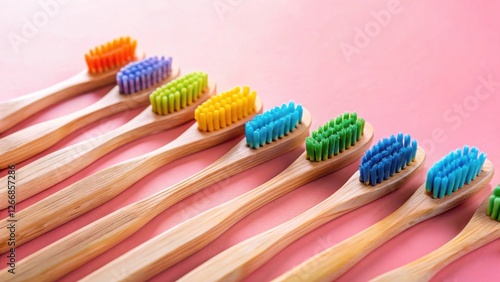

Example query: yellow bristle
[225,104,232,126]
[195,86,257,132]
[200,113,207,131]
[237,100,243,119]
[207,112,214,132]
[214,111,220,131]
[242,99,248,117]
[219,108,226,128]
[231,102,238,122]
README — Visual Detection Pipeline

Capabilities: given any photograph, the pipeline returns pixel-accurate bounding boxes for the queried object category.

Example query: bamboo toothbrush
[0,72,215,210]
[274,146,494,282]
[5,102,311,281]
[83,113,374,281]
[182,133,426,282]
[372,185,500,282]
[0,36,137,134]
[0,55,179,169]
[0,86,261,254]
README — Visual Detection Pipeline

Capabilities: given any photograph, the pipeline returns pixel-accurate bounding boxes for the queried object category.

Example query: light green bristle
[305,112,365,162]
[486,186,500,221]
[149,72,208,115]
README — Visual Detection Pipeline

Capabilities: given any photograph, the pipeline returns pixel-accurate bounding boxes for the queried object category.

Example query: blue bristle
[245,101,303,149]
[398,151,405,171]
[359,133,418,186]
[397,133,403,144]
[377,163,384,183]
[390,156,397,176]
[370,166,377,185]
[404,134,411,147]
[117,56,172,94]
[425,145,486,199]
[383,159,391,180]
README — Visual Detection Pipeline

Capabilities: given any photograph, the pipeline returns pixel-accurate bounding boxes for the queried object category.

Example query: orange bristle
[85,36,137,75]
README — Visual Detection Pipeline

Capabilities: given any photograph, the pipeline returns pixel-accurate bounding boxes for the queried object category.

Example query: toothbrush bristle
[425,146,487,199]
[149,72,207,115]
[117,56,172,94]
[359,133,418,186]
[245,101,303,149]
[195,86,257,132]
[487,186,500,221]
[85,36,137,75]
[305,112,365,162]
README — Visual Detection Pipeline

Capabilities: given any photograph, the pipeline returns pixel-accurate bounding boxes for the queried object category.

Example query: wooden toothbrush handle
[0,116,231,254]
[183,147,426,281]
[4,141,248,281]
[0,70,115,134]
[0,110,159,209]
[82,202,246,282]
[274,209,414,282]
[11,125,307,281]
[84,157,320,281]
[372,202,500,282]
[0,86,136,169]
[0,154,162,254]
[0,201,152,282]
[181,211,335,282]
[86,135,373,281]
[180,175,362,282]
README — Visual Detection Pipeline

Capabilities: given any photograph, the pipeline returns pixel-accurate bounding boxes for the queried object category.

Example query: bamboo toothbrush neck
[224,155,317,217]
[23,70,94,103]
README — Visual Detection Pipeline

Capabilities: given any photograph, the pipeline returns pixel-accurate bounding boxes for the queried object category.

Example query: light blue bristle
[359,133,418,186]
[117,56,172,94]
[425,145,486,199]
[245,101,303,149]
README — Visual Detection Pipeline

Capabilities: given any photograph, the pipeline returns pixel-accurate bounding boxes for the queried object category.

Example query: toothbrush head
[359,133,418,186]
[425,146,487,199]
[149,72,208,115]
[85,36,137,75]
[195,86,257,132]
[245,101,303,149]
[116,56,172,95]
[305,112,365,162]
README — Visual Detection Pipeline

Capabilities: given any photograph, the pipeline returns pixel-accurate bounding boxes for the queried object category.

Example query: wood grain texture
[0,82,216,210]
[82,123,375,282]
[372,197,500,282]
[274,159,494,282]
[181,147,426,282]
[0,69,116,134]
[10,108,312,282]
[0,96,262,256]
[0,65,180,169]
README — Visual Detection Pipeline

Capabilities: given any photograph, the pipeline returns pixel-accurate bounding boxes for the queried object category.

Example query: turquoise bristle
[359,133,418,186]
[425,146,487,199]
[245,101,303,149]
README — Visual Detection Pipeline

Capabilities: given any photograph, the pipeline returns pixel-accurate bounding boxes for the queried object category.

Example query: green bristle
[149,72,208,116]
[486,186,500,221]
[305,112,365,162]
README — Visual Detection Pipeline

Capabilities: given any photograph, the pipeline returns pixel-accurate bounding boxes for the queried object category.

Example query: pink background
[1,0,500,281]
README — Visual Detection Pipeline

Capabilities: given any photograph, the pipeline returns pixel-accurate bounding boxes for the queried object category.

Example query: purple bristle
[116,56,173,94]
